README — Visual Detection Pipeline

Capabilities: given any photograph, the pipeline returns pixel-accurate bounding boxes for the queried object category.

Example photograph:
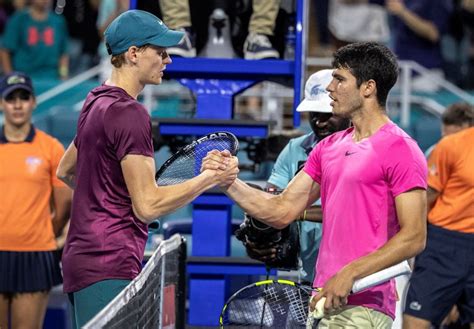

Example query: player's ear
[361,79,376,98]
[126,46,139,64]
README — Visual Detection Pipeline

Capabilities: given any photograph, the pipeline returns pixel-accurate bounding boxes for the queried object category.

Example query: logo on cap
[105,42,113,55]
[310,84,327,97]
[157,19,163,25]
[7,75,26,86]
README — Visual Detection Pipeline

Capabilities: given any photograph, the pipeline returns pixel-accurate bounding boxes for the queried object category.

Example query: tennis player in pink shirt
[207,42,428,327]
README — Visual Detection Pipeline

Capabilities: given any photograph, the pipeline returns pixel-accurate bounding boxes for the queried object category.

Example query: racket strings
[285,288,309,322]
[221,283,311,328]
[156,136,237,186]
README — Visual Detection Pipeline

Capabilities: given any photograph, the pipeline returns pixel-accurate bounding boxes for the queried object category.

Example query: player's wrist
[340,263,359,283]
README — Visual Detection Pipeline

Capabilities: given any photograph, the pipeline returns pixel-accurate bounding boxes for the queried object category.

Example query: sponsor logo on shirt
[27,27,55,46]
[345,151,356,156]
[26,156,42,174]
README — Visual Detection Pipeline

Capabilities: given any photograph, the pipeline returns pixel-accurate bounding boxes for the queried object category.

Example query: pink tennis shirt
[304,121,427,319]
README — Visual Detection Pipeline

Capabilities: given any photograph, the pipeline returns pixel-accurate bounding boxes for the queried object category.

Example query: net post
[176,236,187,329]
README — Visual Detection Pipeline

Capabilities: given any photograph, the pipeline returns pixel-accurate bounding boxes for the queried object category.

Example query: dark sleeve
[105,101,154,161]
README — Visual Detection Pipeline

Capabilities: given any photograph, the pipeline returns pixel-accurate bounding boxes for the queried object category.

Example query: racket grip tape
[308,260,411,320]
[351,260,411,293]
[308,295,326,320]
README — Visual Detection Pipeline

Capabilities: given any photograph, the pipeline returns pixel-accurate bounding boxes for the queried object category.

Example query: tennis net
[83,234,186,329]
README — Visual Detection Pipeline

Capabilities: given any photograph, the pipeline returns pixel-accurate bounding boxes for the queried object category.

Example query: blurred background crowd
[0,0,472,87]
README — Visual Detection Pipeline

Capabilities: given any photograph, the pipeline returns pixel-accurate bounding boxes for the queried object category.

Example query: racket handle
[309,260,411,321]
[352,260,411,293]
[314,297,326,318]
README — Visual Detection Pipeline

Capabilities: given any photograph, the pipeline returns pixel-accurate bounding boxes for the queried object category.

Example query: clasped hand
[201,150,239,188]
[309,267,355,315]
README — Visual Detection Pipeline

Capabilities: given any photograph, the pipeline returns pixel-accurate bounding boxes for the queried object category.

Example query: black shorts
[0,250,63,294]
[404,224,474,325]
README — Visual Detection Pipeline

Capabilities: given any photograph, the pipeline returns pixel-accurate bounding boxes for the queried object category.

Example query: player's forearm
[52,210,70,238]
[342,225,426,282]
[134,171,222,223]
[51,187,72,237]
[57,143,77,189]
[226,179,296,229]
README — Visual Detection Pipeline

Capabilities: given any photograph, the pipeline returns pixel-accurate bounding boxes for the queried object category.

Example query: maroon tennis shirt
[62,85,154,293]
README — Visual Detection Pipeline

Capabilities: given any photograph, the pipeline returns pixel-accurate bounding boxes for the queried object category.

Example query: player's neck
[350,108,390,143]
[4,122,32,142]
[106,69,144,99]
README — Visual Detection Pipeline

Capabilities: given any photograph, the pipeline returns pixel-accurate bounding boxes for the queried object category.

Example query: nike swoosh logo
[345,151,356,156]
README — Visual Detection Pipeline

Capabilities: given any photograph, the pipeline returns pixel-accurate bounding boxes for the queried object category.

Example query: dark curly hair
[332,42,398,107]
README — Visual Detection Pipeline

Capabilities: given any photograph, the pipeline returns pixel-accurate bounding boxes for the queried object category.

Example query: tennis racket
[219,261,411,328]
[219,279,317,328]
[155,131,239,186]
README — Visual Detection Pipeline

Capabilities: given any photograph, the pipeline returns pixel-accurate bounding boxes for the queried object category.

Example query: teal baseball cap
[104,10,184,55]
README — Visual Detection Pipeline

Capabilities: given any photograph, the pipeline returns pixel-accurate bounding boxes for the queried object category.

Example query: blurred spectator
[0,72,72,329]
[440,0,468,87]
[386,0,453,92]
[422,103,473,329]
[460,0,474,89]
[12,0,26,10]
[328,0,390,48]
[158,0,195,57]
[403,105,474,328]
[96,0,129,82]
[241,0,280,59]
[161,0,280,59]
[0,0,70,80]
[98,1,280,64]
[60,0,100,76]
[422,103,474,329]
[0,0,25,41]
[313,0,333,56]
[424,102,474,157]
[461,0,474,26]
[439,102,474,136]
